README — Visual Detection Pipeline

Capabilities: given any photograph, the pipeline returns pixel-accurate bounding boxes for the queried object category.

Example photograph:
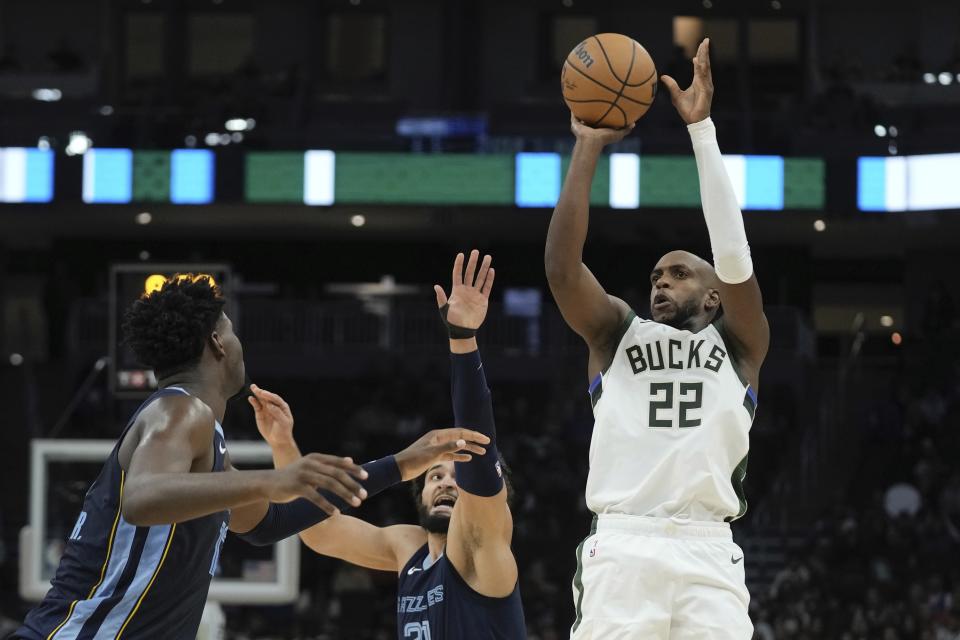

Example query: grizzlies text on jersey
[396,544,526,640]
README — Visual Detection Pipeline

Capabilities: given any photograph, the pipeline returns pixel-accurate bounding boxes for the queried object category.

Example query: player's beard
[661,297,701,331]
[417,502,451,534]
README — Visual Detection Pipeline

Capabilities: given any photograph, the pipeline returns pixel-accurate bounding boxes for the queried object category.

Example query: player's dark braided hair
[122,274,225,378]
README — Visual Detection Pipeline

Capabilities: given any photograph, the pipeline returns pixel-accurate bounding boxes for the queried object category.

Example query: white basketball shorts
[570,513,753,640]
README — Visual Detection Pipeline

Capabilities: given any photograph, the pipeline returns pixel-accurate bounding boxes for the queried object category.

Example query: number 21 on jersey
[404,621,431,639]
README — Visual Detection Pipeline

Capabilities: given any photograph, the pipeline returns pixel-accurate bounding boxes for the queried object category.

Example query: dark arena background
[2,0,960,638]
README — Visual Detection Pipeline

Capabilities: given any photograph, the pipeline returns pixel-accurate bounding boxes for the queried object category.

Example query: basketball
[562,33,657,128]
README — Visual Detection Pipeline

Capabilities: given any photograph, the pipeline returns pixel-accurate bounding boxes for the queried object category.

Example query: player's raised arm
[545,116,633,370]
[431,250,518,598]
[251,384,489,570]
[662,38,770,383]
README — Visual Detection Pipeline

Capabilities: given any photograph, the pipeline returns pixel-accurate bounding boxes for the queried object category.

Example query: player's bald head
[654,250,718,285]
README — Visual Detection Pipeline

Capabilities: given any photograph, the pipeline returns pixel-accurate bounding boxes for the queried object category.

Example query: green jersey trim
[589,309,637,409]
[724,454,749,522]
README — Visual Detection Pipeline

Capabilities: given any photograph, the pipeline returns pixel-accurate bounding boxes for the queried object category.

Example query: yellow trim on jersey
[48,470,126,639]
[114,523,176,639]
[87,470,126,599]
[46,599,78,640]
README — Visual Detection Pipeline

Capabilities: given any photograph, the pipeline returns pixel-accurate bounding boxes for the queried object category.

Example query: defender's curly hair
[122,274,226,378]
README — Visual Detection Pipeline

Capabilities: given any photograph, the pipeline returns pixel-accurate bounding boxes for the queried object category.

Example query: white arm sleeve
[688,117,754,285]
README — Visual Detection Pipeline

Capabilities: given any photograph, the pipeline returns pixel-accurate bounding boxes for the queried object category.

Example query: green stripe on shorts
[571,516,598,635]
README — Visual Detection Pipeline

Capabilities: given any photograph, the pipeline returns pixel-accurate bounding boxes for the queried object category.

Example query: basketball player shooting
[255,250,527,639]
[13,275,410,640]
[545,39,768,639]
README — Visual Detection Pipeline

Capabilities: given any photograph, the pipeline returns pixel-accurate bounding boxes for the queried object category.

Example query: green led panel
[334,153,515,205]
[246,152,305,203]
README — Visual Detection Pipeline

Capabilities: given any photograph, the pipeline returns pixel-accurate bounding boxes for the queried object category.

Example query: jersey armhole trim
[603,309,638,376]
[589,309,637,409]
[116,388,197,472]
[712,319,753,393]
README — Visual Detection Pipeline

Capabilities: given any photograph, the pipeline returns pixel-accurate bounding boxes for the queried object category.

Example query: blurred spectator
[0,44,21,73]
[46,37,85,72]
[749,332,960,640]
[922,282,956,338]
[887,43,922,82]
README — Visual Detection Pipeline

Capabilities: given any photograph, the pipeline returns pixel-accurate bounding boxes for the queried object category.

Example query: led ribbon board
[83,149,215,204]
[859,154,960,211]
[0,148,54,203]
[246,151,823,209]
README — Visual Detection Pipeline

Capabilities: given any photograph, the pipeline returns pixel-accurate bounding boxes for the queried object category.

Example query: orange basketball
[561,33,657,128]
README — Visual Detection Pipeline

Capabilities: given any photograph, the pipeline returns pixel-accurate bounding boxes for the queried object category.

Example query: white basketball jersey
[585,312,756,522]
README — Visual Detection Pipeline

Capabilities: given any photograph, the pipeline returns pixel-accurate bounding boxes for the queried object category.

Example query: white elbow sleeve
[688,118,754,285]
[713,244,754,285]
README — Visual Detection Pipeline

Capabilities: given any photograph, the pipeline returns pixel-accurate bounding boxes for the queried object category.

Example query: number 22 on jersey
[648,381,704,429]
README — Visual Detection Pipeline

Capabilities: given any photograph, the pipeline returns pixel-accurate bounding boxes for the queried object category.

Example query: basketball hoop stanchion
[21,440,300,606]
[47,356,109,439]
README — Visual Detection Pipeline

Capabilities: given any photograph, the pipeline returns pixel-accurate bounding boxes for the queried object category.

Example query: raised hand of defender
[435,249,495,330]
[661,38,713,125]
[394,428,491,481]
[249,384,294,447]
[250,384,369,513]
[569,113,635,147]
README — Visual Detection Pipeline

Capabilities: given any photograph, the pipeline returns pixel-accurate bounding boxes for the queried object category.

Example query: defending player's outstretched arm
[121,393,368,527]
[545,115,633,378]
[435,250,518,598]
[662,38,770,388]
[251,385,490,567]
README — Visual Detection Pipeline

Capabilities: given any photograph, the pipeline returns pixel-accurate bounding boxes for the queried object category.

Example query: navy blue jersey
[15,387,231,640]
[396,544,526,640]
